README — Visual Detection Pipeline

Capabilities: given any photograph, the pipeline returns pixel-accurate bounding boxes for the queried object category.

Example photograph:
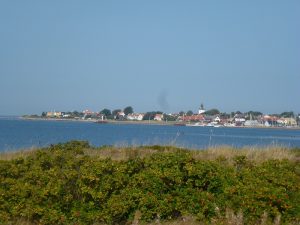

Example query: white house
[154,114,163,121]
[117,111,126,117]
[127,113,144,121]
[244,120,260,127]
[234,118,246,123]
[214,116,221,123]
[264,121,271,127]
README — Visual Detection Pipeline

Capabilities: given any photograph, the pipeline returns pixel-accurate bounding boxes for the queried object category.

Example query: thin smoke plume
[157,90,170,112]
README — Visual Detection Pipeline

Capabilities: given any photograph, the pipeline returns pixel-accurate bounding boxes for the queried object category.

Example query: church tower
[198,103,206,114]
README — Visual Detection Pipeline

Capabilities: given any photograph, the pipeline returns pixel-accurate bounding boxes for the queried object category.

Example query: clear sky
[0,1,299,115]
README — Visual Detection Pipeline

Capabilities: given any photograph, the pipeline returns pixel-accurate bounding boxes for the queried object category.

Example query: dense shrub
[0,141,299,224]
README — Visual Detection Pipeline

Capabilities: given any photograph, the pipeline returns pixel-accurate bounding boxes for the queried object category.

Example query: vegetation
[0,141,299,225]
[245,111,263,120]
[32,108,300,126]
[163,114,177,122]
[124,106,134,115]
[205,109,220,116]
[179,111,185,116]
[280,112,295,118]
[112,109,122,117]
[247,111,263,117]
[23,114,40,118]
[143,111,163,120]
[68,111,84,118]
[186,110,193,116]
[100,109,112,117]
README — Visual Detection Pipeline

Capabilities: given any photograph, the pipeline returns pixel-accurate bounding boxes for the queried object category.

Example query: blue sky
[0,1,299,115]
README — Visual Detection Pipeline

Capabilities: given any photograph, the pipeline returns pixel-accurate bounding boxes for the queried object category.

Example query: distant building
[198,103,206,114]
[82,109,93,115]
[114,111,126,120]
[214,116,221,123]
[46,111,62,117]
[235,117,246,123]
[127,113,144,121]
[233,114,246,126]
[262,115,279,127]
[181,114,205,122]
[244,120,260,127]
[82,109,99,119]
[117,111,126,117]
[198,109,206,114]
[264,121,271,127]
[154,114,163,121]
[282,118,297,126]
[46,112,52,117]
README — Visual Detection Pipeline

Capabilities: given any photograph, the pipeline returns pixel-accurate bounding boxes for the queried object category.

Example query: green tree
[143,112,154,120]
[112,109,122,117]
[245,111,263,120]
[72,111,83,117]
[124,106,133,115]
[100,109,112,117]
[220,112,230,119]
[186,110,193,116]
[247,111,263,117]
[143,111,163,120]
[280,111,294,118]
[163,114,177,121]
[205,109,220,116]
[179,111,185,116]
[41,112,47,117]
[84,114,92,119]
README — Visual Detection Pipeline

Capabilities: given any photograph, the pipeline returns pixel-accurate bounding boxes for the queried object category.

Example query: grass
[6,213,297,225]
[137,210,281,225]
[191,145,298,163]
[0,147,38,161]
[134,210,299,225]
[5,212,291,225]
[1,144,299,163]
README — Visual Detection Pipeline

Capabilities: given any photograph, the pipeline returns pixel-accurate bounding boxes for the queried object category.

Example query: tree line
[41,107,299,121]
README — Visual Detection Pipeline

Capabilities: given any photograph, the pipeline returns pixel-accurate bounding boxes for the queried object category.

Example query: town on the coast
[24,104,300,128]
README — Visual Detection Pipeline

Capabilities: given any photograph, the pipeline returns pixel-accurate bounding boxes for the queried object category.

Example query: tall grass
[0,147,37,161]
[191,145,297,164]
[1,145,298,163]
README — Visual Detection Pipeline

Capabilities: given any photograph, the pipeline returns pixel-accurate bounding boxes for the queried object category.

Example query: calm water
[1,117,300,151]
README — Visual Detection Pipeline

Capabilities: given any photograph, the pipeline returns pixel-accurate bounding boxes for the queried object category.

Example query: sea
[1,116,300,152]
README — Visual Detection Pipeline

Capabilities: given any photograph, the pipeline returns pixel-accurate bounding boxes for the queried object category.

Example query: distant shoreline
[20,117,300,130]
[20,117,172,125]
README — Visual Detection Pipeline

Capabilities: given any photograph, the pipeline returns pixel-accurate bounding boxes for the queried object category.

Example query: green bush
[0,141,299,224]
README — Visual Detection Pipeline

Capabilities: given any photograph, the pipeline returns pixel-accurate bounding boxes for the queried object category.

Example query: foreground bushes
[0,141,299,224]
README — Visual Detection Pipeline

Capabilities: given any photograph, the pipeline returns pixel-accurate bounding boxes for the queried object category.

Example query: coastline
[20,116,177,126]
[20,117,300,130]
